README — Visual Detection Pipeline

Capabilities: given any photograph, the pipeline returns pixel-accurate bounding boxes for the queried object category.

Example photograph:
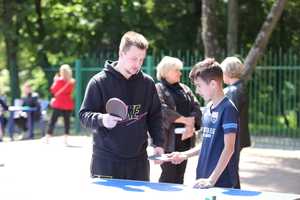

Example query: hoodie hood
[104,60,143,81]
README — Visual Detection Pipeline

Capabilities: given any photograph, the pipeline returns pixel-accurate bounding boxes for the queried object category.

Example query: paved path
[0,136,299,196]
[151,146,300,194]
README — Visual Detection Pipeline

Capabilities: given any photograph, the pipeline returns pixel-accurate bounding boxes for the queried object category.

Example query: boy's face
[119,45,146,76]
[194,77,212,102]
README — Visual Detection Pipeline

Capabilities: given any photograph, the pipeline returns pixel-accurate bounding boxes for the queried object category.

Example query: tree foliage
[0,0,299,98]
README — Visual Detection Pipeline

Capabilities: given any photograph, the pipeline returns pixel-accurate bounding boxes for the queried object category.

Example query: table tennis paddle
[105,97,128,120]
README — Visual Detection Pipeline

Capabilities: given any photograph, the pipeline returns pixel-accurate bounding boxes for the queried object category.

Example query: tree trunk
[2,0,20,103]
[243,0,288,80]
[34,0,51,88]
[227,0,238,56]
[201,0,221,60]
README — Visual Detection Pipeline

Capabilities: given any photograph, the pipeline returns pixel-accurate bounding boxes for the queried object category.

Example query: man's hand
[153,146,164,155]
[101,113,122,129]
[152,147,165,164]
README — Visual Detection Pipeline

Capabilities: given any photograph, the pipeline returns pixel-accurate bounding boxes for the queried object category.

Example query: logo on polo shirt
[211,111,219,123]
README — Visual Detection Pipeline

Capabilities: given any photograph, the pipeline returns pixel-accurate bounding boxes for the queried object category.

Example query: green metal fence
[72,51,300,149]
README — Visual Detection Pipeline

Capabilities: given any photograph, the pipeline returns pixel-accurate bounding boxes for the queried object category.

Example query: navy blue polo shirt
[196,97,239,188]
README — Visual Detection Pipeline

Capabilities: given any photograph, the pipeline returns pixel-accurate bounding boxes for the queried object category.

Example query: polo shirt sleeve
[222,105,238,134]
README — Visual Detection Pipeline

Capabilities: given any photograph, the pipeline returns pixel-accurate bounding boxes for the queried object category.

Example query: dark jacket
[22,92,41,121]
[0,97,8,128]
[224,80,251,149]
[79,61,164,159]
[156,81,202,152]
[0,97,8,111]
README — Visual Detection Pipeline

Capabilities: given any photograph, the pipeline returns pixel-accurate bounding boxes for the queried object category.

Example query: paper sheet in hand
[174,127,186,134]
[148,154,171,161]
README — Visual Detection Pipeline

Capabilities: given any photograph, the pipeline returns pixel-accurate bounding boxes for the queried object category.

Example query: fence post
[75,59,82,133]
[145,55,154,77]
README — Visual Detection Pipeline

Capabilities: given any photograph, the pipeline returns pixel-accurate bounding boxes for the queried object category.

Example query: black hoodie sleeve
[79,77,106,129]
[147,83,164,147]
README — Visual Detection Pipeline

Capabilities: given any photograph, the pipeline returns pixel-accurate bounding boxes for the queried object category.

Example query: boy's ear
[210,79,217,89]
[209,80,223,89]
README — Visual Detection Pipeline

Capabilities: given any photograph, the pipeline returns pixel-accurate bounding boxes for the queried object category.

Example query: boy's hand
[193,178,215,189]
[168,152,188,165]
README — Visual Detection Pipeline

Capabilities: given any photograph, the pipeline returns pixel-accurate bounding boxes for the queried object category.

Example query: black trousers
[159,134,191,184]
[91,156,150,181]
[159,160,188,184]
[47,108,71,135]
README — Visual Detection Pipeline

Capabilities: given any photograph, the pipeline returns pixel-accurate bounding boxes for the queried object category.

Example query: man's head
[119,31,149,53]
[118,31,149,78]
[220,56,245,84]
[189,58,223,101]
[23,81,32,96]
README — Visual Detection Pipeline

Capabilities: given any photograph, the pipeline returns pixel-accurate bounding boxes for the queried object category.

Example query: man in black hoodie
[79,31,164,181]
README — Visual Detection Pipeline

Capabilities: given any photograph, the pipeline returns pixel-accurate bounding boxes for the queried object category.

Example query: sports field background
[0,136,299,196]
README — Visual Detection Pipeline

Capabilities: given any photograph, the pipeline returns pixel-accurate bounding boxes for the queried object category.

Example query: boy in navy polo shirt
[169,58,240,189]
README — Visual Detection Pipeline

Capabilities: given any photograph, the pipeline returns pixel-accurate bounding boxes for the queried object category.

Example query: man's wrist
[97,113,104,127]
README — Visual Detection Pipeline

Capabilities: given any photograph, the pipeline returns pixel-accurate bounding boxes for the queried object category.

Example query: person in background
[79,31,164,181]
[0,95,8,142]
[45,64,75,145]
[14,82,41,140]
[155,56,202,184]
[169,58,240,189]
[221,56,251,188]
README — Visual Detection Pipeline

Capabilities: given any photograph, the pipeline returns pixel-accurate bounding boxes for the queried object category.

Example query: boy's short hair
[119,31,149,53]
[189,58,223,84]
[156,56,183,81]
[220,57,245,79]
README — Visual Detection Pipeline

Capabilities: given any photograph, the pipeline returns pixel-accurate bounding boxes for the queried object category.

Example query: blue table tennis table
[1,177,299,200]
[89,178,300,200]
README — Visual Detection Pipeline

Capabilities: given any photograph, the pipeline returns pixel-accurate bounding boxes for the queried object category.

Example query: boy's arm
[208,133,235,184]
[168,144,201,164]
[193,133,236,188]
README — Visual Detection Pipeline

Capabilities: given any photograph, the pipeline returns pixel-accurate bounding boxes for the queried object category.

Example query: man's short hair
[119,31,149,53]
[189,58,223,84]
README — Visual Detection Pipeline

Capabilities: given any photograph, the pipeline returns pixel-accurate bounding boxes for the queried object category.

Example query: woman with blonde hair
[46,64,75,145]
[221,56,251,188]
[155,56,202,184]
